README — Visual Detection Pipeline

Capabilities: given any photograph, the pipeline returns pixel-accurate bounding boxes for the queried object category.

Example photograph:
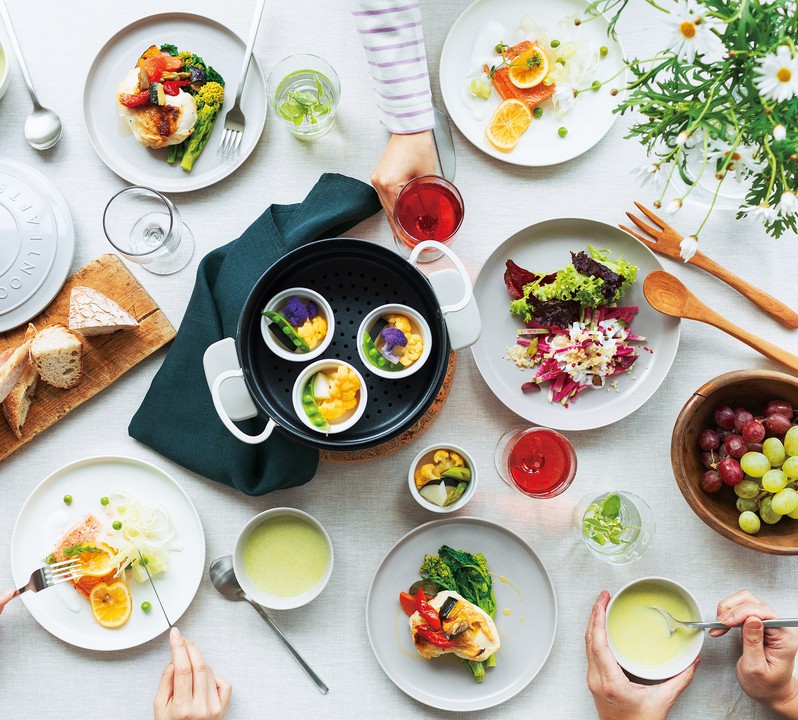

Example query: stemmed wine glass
[103,186,195,275]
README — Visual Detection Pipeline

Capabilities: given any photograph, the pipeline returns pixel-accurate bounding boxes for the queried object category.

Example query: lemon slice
[509,46,549,89]
[486,99,533,152]
[77,546,115,578]
[89,581,132,629]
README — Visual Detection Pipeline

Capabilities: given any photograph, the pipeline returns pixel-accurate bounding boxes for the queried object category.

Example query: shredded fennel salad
[463,15,603,120]
[98,492,181,582]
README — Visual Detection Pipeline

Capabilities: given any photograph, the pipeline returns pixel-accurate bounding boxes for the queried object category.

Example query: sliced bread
[0,339,33,404]
[30,325,84,389]
[3,324,39,439]
[68,286,139,337]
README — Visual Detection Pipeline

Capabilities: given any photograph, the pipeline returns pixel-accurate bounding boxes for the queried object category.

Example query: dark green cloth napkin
[129,174,382,495]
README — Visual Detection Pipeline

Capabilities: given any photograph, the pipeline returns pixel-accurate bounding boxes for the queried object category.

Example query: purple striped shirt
[352,0,434,134]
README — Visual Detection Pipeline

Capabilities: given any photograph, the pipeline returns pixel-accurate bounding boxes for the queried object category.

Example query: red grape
[725,434,748,459]
[734,408,754,433]
[742,420,766,443]
[747,442,764,453]
[698,429,721,451]
[700,451,718,469]
[765,413,792,435]
[701,470,723,493]
[764,400,793,418]
[718,457,744,486]
[717,429,732,441]
[714,405,736,430]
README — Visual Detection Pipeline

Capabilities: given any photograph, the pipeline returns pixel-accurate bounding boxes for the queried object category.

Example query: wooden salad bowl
[672,370,798,555]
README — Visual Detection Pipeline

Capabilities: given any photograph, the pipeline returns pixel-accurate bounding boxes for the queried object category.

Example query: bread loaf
[68,286,139,336]
[0,338,33,404]
[2,325,39,438]
[30,325,84,389]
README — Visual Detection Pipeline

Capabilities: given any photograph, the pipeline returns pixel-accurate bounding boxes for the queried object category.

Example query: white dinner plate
[366,517,557,712]
[10,456,205,651]
[439,0,625,166]
[471,218,681,431]
[84,13,267,193]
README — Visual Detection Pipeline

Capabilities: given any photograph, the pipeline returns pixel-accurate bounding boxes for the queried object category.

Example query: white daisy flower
[667,198,683,214]
[777,190,798,216]
[667,1,727,65]
[741,203,778,222]
[632,162,662,189]
[680,235,699,261]
[706,138,763,180]
[755,46,798,103]
[773,124,787,141]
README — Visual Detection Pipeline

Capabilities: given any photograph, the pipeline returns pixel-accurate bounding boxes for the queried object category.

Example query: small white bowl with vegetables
[292,359,367,434]
[409,444,477,513]
[357,304,431,379]
[261,288,333,361]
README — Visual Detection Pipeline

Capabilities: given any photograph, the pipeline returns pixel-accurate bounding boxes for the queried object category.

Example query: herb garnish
[489,42,544,79]
[279,74,333,126]
[582,494,636,546]
[42,553,55,565]
[62,544,102,558]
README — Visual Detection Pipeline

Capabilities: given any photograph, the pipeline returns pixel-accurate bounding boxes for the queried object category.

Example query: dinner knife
[432,104,456,182]
[138,549,172,628]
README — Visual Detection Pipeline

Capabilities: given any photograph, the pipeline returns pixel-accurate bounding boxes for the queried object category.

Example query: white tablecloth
[1,2,796,718]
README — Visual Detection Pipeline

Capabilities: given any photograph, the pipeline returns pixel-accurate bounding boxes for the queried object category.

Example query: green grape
[762,469,788,493]
[763,438,787,467]
[736,498,758,513]
[739,511,761,535]
[788,505,798,520]
[783,456,798,479]
[760,497,783,525]
[734,480,760,499]
[740,452,771,478]
[785,426,798,456]
[771,488,798,515]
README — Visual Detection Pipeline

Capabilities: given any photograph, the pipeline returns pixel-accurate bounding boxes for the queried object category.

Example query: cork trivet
[319,351,457,464]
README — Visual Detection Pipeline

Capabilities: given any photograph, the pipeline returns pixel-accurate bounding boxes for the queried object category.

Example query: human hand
[0,590,15,614]
[586,590,700,720]
[154,627,232,720]
[712,590,798,715]
[370,131,436,236]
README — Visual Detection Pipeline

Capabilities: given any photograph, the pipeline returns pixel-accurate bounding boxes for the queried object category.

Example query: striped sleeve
[352,0,434,134]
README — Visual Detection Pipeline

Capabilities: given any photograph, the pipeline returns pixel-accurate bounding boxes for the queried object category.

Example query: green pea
[592,80,601,91]
[112,520,123,531]
[558,127,568,138]
[551,39,561,48]
[141,601,152,613]
[533,107,543,118]
[100,496,109,506]
[63,495,73,505]
[141,557,149,566]
[600,45,609,57]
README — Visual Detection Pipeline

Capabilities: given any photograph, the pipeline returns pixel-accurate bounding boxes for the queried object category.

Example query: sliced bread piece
[68,286,139,336]
[30,325,84,389]
[3,325,39,439]
[0,339,32,404]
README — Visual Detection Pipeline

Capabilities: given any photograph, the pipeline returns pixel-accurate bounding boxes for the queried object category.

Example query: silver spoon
[0,0,62,150]
[209,555,329,694]
[650,606,798,637]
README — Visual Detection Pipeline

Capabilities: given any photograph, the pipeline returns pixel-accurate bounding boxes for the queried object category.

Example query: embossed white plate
[0,160,75,333]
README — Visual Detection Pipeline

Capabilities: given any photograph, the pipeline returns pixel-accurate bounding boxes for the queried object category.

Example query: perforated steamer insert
[236,239,452,451]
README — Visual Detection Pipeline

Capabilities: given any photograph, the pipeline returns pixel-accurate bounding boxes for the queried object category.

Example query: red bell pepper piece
[415,588,441,630]
[140,55,184,83]
[415,625,454,649]
[163,80,190,96]
[118,92,150,108]
[399,592,417,617]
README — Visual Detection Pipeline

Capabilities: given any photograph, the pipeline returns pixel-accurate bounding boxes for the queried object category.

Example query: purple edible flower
[380,327,407,363]
[306,300,319,319]
[283,296,309,327]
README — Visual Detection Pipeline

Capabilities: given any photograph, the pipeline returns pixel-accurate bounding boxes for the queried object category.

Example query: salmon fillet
[52,514,117,599]
[484,40,556,109]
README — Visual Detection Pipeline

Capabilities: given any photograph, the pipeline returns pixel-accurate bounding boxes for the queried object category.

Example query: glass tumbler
[103,186,195,275]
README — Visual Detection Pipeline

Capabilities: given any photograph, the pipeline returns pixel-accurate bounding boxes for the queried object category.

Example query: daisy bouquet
[583,0,798,256]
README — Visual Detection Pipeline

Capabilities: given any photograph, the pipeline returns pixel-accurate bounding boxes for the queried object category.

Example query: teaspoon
[0,0,62,150]
[209,555,329,694]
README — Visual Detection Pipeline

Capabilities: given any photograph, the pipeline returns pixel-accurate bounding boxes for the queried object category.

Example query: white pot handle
[211,369,276,444]
[408,241,472,314]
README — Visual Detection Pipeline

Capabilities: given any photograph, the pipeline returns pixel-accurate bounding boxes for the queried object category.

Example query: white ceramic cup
[233,507,334,610]
[407,443,478,513]
[606,576,704,681]
[260,287,334,362]
[0,39,10,102]
[292,359,368,434]
[356,303,432,379]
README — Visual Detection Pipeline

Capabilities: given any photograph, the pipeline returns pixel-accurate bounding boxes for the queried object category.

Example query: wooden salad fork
[644,271,798,374]
[14,558,81,596]
[621,202,798,329]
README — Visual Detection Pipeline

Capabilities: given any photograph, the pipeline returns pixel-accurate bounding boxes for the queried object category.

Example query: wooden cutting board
[0,254,176,460]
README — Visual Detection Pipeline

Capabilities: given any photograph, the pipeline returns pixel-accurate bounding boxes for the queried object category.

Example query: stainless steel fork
[16,559,81,595]
[218,0,267,159]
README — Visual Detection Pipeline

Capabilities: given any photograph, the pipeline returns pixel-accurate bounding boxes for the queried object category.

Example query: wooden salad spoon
[644,271,798,374]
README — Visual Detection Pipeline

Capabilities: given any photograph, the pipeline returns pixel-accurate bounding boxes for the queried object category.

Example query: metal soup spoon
[650,606,798,637]
[209,555,329,694]
[0,0,62,150]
